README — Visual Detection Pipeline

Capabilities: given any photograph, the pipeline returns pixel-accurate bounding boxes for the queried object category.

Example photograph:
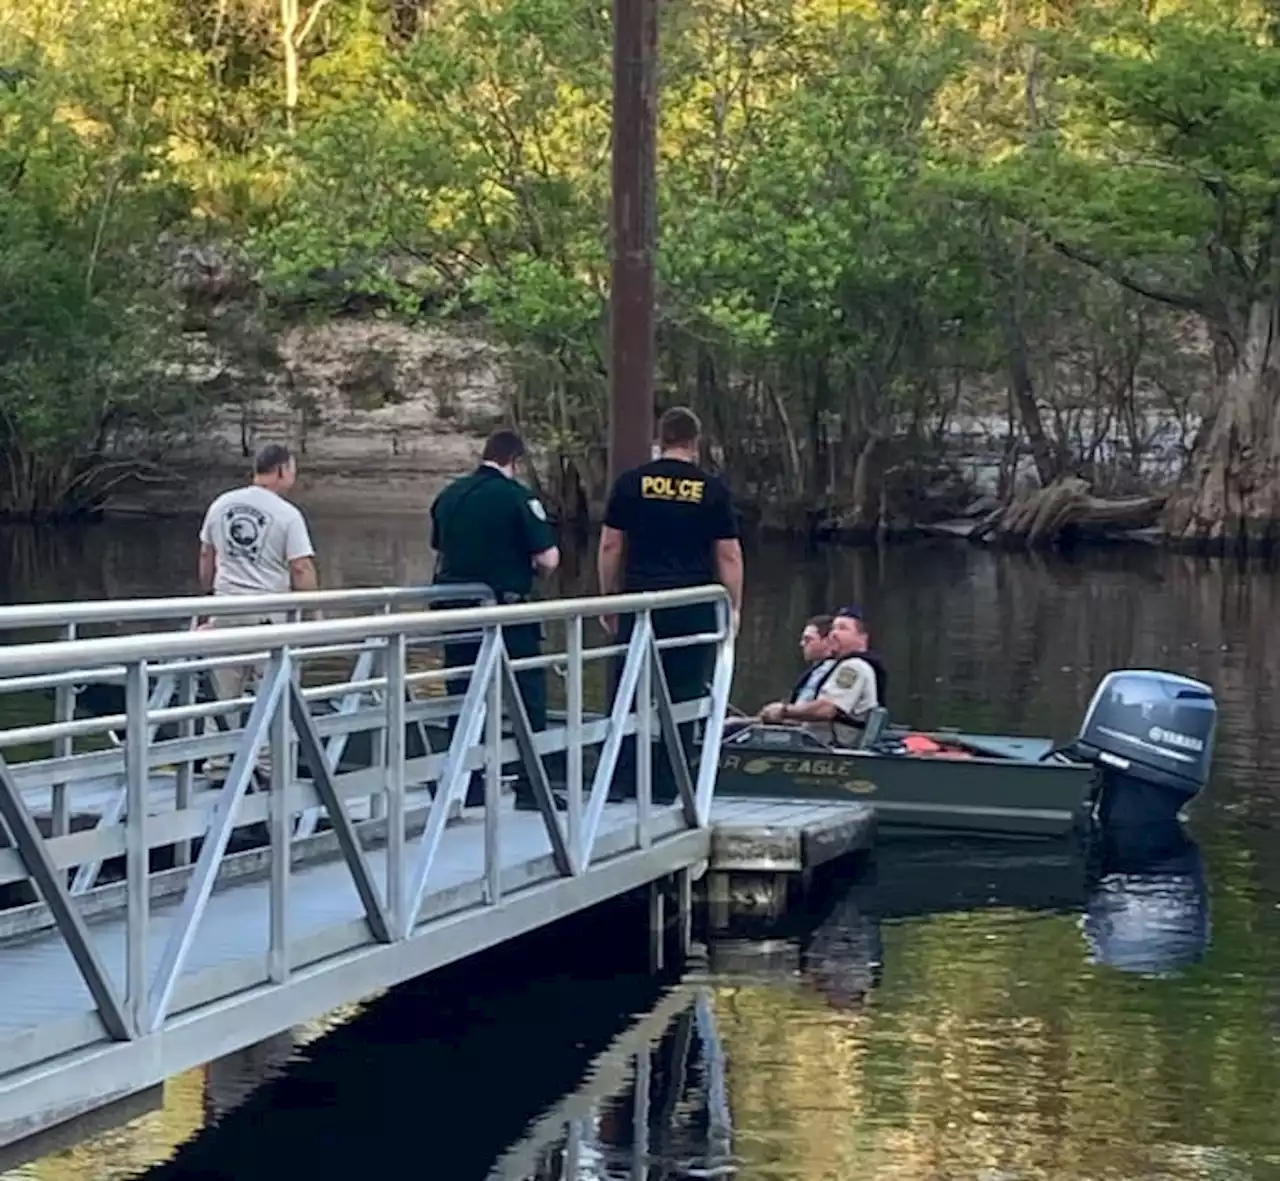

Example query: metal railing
[0,584,494,848]
[0,586,734,1068]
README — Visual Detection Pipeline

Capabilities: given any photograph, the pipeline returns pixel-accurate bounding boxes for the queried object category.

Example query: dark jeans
[443,619,549,806]
[609,601,716,804]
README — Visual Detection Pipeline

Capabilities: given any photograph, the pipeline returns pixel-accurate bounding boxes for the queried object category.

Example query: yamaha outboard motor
[1071,670,1217,829]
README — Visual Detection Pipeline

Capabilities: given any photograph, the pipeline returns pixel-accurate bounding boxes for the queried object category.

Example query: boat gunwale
[716,733,1096,775]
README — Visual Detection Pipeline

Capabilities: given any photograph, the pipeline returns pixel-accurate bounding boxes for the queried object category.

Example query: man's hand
[600,614,617,637]
[760,701,786,724]
[731,607,741,637]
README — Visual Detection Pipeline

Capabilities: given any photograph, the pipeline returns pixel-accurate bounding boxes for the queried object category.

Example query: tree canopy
[2,0,1274,544]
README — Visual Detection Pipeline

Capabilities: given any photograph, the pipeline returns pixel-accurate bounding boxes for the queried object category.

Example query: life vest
[789,658,837,704]
[860,650,889,710]
[897,733,974,759]
[790,651,888,711]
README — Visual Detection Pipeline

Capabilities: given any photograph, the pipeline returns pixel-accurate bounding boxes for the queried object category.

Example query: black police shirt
[430,465,556,597]
[603,457,738,591]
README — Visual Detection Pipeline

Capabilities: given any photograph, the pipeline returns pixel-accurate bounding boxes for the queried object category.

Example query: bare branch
[295,0,332,48]
[1050,238,1207,316]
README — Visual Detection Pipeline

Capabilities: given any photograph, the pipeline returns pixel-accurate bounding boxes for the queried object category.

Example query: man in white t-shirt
[197,443,318,774]
[199,443,317,599]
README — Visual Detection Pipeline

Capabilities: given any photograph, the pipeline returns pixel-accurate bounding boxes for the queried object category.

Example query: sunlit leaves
[5,0,1273,512]
[973,3,1280,315]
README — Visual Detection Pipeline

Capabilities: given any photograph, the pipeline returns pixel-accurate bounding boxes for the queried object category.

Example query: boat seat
[857,706,890,750]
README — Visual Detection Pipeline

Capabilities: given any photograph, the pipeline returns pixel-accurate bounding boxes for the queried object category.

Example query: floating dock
[706,798,875,928]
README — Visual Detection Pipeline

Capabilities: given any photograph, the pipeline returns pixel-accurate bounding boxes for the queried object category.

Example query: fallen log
[969,478,1168,549]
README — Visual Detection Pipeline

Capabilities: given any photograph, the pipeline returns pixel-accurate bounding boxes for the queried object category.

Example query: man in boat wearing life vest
[783,614,839,704]
[756,606,887,745]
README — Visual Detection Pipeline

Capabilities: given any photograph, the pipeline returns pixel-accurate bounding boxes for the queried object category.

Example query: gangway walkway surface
[0,584,735,1153]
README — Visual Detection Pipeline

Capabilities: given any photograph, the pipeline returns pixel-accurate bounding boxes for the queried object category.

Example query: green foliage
[2,0,1265,519]
[977,4,1280,328]
[0,4,203,517]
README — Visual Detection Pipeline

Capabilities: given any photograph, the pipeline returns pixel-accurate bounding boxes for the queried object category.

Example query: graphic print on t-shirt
[223,502,269,564]
[640,474,705,504]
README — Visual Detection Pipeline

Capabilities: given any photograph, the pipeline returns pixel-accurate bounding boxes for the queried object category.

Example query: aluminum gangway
[0,585,735,1153]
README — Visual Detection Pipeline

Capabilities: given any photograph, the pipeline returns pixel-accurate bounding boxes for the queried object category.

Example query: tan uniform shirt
[802,655,880,747]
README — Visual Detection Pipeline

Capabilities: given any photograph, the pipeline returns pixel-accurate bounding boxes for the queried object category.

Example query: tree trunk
[1161,299,1280,554]
[848,433,884,536]
[986,214,1057,487]
[280,0,300,127]
[764,382,803,505]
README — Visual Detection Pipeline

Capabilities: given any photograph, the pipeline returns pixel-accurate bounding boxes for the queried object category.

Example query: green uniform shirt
[430,464,556,599]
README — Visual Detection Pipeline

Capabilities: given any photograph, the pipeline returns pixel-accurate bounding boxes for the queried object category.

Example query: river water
[4,516,1280,1181]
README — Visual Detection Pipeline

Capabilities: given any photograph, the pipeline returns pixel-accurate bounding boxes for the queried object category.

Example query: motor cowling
[1073,669,1217,803]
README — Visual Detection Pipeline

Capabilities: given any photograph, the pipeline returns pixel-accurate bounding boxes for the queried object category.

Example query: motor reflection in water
[1081,821,1210,976]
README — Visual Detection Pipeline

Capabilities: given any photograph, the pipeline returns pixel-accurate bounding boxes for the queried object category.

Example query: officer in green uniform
[597,406,744,803]
[430,428,561,810]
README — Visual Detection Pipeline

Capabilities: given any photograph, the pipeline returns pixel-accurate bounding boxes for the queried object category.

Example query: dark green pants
[609,601,716,804]
[443,620,547,805]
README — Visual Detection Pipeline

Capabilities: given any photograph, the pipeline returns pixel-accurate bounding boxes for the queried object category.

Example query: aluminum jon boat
[709,668,1219,840]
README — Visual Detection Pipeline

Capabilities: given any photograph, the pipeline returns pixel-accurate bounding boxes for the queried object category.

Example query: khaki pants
[204,612,284,778]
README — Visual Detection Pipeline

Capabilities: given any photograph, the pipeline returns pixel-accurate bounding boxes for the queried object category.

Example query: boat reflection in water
[704,819,1208,1012]
[1080,821,1210,976]
[849,833,1092,921]
[704,835,1096,1010]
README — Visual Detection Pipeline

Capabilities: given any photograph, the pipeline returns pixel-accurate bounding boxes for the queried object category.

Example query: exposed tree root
[970,477,1167,549]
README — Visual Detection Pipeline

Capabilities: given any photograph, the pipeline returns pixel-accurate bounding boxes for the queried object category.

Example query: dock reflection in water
[486,988,733,1181]
[133,901,733,1181]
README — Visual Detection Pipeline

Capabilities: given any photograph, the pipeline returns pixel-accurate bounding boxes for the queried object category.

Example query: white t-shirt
[199,485,314,596]
[792,658,836,704]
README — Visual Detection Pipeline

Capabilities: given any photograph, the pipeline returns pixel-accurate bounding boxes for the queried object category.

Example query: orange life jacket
[901,733,974,759]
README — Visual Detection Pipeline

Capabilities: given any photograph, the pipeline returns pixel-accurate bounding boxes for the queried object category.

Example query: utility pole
[607,0,659,487]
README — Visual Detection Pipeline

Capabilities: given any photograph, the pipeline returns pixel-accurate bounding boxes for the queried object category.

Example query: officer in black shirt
[598,406,744,803]
[431,428,560,810]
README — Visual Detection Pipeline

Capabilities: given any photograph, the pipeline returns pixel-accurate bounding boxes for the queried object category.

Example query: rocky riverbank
[112,321,505,517]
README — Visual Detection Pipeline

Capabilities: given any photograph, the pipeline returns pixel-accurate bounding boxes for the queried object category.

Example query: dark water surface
[5,518,1280,1181]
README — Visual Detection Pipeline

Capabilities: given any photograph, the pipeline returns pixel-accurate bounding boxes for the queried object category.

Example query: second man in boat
[753,606,887,745]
